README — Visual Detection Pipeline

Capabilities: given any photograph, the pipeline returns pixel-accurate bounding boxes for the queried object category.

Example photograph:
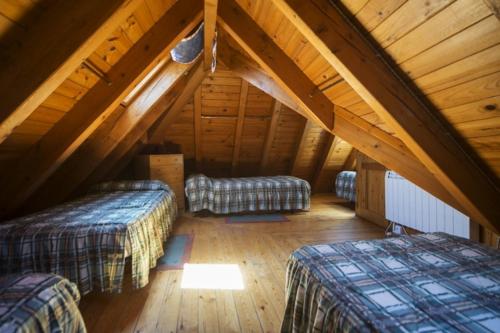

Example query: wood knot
[484,104,497,111]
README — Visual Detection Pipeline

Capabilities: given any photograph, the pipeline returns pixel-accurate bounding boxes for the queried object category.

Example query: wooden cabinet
[134,154,185,210]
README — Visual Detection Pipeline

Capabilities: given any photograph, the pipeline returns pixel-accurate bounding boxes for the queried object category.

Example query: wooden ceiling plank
[0,0,143,144]
[28,61,205,210]
[217,0,335,132]
[342,148,357,171]
[311,134,340,193]
[274,0,500,231]
[204,0,219,70]
[0,0,203,215]
[231,81,249,175]
[260,100,282,174]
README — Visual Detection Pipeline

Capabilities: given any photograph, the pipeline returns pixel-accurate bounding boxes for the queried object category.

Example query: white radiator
[385,171,469,238]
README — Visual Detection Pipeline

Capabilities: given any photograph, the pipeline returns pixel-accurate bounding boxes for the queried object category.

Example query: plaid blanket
[0,180,177,295]
[185,174,310,214]
[335,171,356,202]
[283,233,500,332]
[0,273,85,333]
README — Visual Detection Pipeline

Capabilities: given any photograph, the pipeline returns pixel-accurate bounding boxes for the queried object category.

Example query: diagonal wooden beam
[149,65,208,142]
[0,0,203,215]
[231,81,249,175]
[27,61,204,211]
[0,0,143,144]
[217,0,334,131]
[204,0,219,70]
[311,134,340,193]
[273,0,500,231]
[194,87,203,171]
[342,149,357,171]
[290,119,312,176]
[260,100,281,175]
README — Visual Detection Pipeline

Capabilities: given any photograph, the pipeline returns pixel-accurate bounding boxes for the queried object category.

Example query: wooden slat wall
[0,0,175,162]
[314,139,353,193]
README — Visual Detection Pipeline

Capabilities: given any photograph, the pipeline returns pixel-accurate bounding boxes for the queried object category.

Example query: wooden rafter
[149,63,208,142]
[28,61,204,210]
[273,0,500,231]
[342,149,357,171]
[0,0,143,144]
[0,0,203,215]
[194,87,203,170]
[204,0,219,70]
[290,119,312,176]
[260,100,281,174]
[217,0,334,131]
[311,134,340,192]
[231,81,249,175]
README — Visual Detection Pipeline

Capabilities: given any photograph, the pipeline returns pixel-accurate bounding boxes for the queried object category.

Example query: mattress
[0,180,177,295]
[0,273,85,333]
[335,170,356,202]
[185,174,311,214]
[283,233,500,332]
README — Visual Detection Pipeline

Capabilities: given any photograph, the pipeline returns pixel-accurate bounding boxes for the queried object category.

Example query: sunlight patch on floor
[181,264,245,290]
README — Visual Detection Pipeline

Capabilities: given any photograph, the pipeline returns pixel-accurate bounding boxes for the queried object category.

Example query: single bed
[283,233,500,332]
[0,180,177,295]
[335,171,356,202]
[185,174,310,214]
[0,273,86,333]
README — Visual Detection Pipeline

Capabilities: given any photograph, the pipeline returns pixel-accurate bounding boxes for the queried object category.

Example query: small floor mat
[157,234,193,270]
[225,214,289,224]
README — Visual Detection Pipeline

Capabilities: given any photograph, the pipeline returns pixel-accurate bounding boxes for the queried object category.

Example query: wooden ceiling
[0,0,498,231]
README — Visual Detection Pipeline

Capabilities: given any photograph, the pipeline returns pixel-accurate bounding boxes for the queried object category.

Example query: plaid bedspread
[0,273,85,333]
[335,171,356,202]
[0,180,177,295]
[185,174,310,214]
[283,233,500,332]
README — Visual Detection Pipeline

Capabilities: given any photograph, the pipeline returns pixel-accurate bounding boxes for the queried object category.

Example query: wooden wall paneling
[0,0,143,144]
[290,119,312,176]
[231,81,249,174]
[260,101,281,174]
[28,61,203,211]
[194,87,203,170]
[275,0,500,232]
[149,68,208,142]
[342,149,357,171]
[204,0,219,70]
[311,134,339,193]
[0,0,204,216]
[218,0,335,131]
[482,0,500,19]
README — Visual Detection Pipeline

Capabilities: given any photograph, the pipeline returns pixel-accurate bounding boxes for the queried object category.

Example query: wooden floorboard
[80,194,384,332]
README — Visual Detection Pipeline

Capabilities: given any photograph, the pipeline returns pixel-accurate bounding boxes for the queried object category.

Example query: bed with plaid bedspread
[283,233,500,332]
[0,180,177,295]
[335,171,356,202]
[0,273,86,333]
[185,174,310,214]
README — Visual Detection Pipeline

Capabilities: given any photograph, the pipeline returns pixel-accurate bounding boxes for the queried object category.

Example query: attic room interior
[0,0,499,332]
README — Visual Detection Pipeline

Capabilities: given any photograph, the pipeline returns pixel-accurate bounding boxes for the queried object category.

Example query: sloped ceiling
[0,0,498,231]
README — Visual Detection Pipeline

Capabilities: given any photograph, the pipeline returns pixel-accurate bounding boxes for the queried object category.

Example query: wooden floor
[79,194,384,333]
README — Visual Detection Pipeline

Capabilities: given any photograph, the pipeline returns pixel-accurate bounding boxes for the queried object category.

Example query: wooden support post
[0,0,143,144]
[231,81,249,175]
[194,86,203,171]
[290,119,312,176]
[274,0,500,231]
[312,134,339,192]
[218,0,334,131]
[0,0,203,215]
[260,100,281,175]
[204,0,219,70]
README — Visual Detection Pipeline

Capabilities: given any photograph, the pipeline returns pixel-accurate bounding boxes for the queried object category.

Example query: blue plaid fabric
[0,181,177,295]
[0,273,85,333]
[185,174,310,214]
[283,233,500,332]
[335,171,356,202]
